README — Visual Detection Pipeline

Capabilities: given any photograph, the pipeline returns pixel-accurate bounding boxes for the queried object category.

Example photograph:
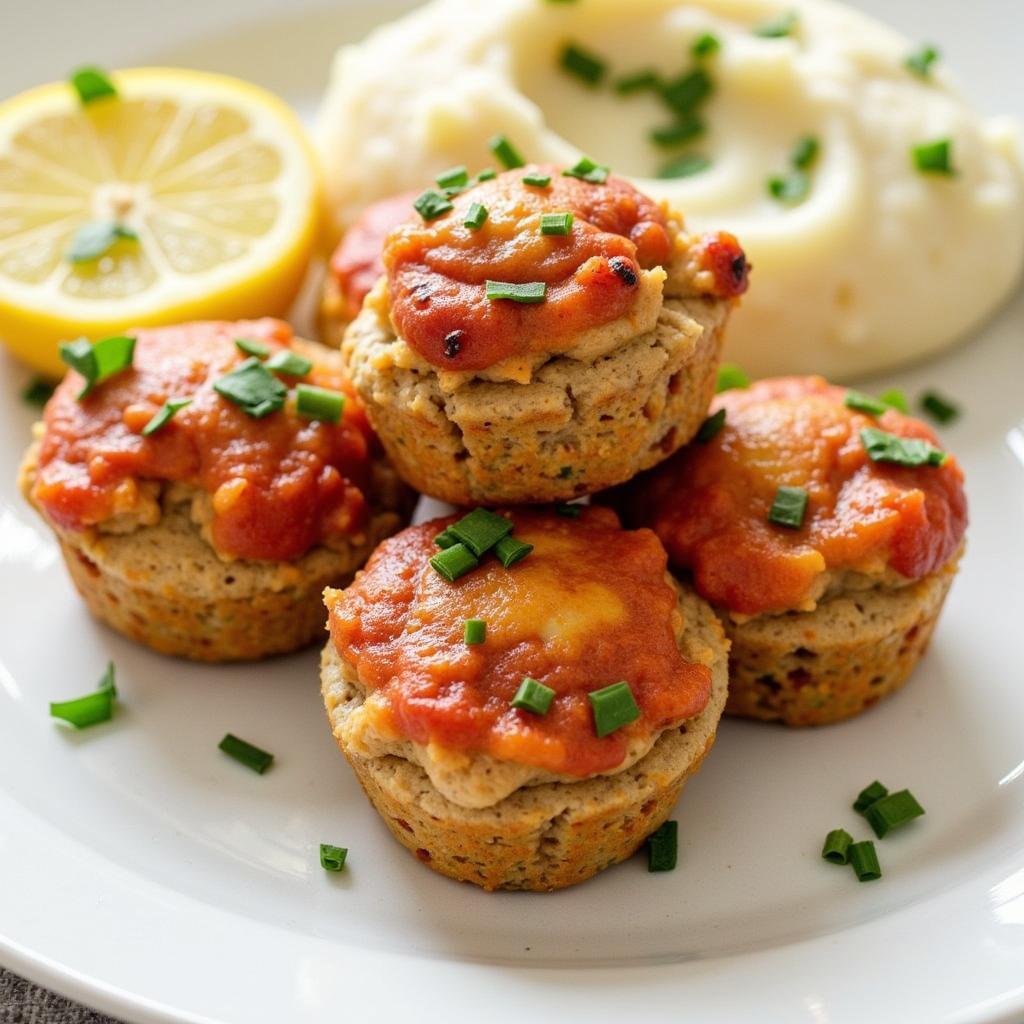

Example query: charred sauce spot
[609,256,639,287]
[443,330,464,359]
[698,231,751,298]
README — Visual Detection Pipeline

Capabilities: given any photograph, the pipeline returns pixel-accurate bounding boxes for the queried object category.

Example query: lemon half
[0,68,321,376]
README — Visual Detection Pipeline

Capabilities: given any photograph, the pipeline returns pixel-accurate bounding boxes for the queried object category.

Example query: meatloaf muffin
[19,320,410,661]
[612,376,967,727]
[339,164,748,505]
[321,505,728,891]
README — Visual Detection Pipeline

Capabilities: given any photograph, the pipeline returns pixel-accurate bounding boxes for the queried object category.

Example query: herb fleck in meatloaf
[338,165,747,505]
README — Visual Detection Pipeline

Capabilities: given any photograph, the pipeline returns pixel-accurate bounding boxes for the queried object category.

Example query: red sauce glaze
[33,320,377,563]
[327,507,711,776]
[382,166,673,371]
[620,377,967,616]
[697,231,750,298]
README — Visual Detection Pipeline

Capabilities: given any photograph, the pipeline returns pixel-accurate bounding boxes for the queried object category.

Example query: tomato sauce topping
[622,377,967,616]
[382,166,674,371]
[328,507,711,777]
[33,320,376,562]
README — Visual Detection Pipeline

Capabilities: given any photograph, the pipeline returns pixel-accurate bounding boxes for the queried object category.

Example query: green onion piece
[768,170,811,205]
[864,789,926,838]
[296,384,345,424]
[235,337,271,359]
[860,427,946,467]
[464,619,487,645]
[413,189,454,221]
[693,32,722,58]
[449,507,513,556]
[589,680,640,737]
[614,69,661,95]
[555,502,582,518]
[511,677,556,715]
[848,840,882,882]
[213,357,287,419]
[485,280,547,304]
[435,165,470,190]
[49,662,117,729]
[754,11,799,37]
[434,527,459,549]
[650,116,705,148]
[768,485,808,529]
[489,134,525,170]
[695,408,726,443]
[647,820,678,872]
[844,390,889,417]
[853,780,889,814]
[661,69,713,116]
[560,42,607,87]
[464,202,489,231]
[716,363,750,393]
[905,44,939,79]
[141,397,192,437]
[429,542,479,582]
[558,465,573,478]
[219,733,274,774]
[791,135,820,170]
[21,378,55,407]
[563,156,610,183]
[494,535,533,568]
[320,844,348,872]
[69,66,117,104]
[476,168,497,182]
[265,350,313,378]
[66,220,137,263]
[920,390,959,425]
[912,138,954,175]
[879,389,909,413]
[822,828,854,865]
[59,334,136,399]
[522,172,552,187]
[540,211,574,236]
[658,154,711,179]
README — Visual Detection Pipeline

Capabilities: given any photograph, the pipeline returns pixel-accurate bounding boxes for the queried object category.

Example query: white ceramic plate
[2,2,1024,1021]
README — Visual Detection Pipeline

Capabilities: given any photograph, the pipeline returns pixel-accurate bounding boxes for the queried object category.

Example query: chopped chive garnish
[658,154,711,179]
[464,202,489,231]
[695,408,726,443]
[435,165,470,190]
[853,780,889,814]
[540,212,574,236]
[650,116,704,148]
[320,844,348,872]
[716,363,750,392]
[860,427,946,467]
[213,357,287,419]
[879,389,909,413]
[522,172,552,187]
[864,789,926,838]
[647,820,678,872]
[768,486,808,529]
[847,840,882,882]
[429,542,479,582]
[844,390,888,417]
[449,507,513,556]
[560,42,607,86]
[661,69,713,116]
[49,662,117,729]
[485,280,547,304]
[589,681,640,737]
[563,156,609,183]
[235,337,271,359]
[66,220,137,263]
[142,397,192,437]
[21,378,55,407]
[614,69,661,95]
[791,135,820,170]
[464,619,487,645]
[413,189,454,222]
[920,390,959,425]
[489,134,525,170]
[476,168,497,182]
[494,535,533,568]
[692,32,721,58]
[59,334,136,400]
[912,138,954,175]
[821,828,853,865]
[555,502,582,518]
[768,170,810,205]
[434,527,459,549]
[754,11,798,37]
[219,733,274,774]
[905,44,939,79]
[265,350,313,377]
[296,384,345,424]
[511,677,555,715]
[69,66,117,104]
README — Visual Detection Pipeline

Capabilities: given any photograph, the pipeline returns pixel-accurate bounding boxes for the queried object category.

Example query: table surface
[0,969,119,1023]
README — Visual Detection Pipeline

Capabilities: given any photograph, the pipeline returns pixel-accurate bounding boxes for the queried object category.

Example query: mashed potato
[316,0,1024,379]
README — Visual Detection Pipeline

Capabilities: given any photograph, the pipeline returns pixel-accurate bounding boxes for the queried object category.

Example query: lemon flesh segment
[0,69,320,377]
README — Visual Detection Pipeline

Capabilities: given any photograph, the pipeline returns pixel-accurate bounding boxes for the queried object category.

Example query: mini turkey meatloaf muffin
[340,163,748,505]
[321,505,728,891]
[19,320,410,662]
[615,376,967,727]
